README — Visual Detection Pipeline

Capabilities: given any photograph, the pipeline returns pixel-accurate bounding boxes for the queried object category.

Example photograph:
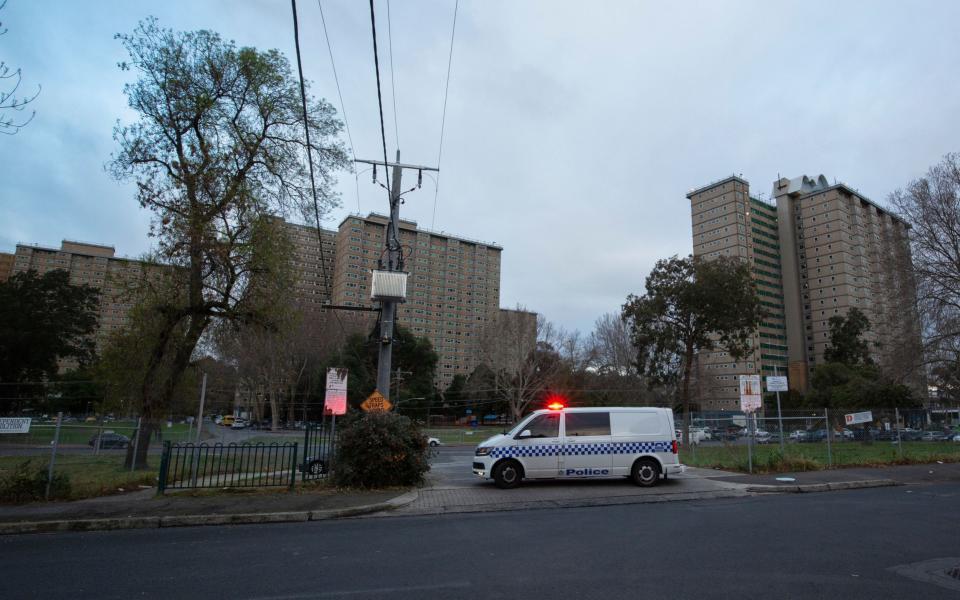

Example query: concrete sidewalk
[708,461,960,489]
[0,484,416,534]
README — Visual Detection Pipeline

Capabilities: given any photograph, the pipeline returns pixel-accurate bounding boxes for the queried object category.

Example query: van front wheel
[493,460,523,489]
[631,458,661,487]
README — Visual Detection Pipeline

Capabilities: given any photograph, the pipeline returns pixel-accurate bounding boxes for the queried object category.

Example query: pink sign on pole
[324,368,348,416]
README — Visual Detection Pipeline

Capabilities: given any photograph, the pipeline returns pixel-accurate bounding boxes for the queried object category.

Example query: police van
[472,405,684,489]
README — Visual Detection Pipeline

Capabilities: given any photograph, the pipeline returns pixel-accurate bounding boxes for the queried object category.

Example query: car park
[88,432,130,449]
[473,405,684,489]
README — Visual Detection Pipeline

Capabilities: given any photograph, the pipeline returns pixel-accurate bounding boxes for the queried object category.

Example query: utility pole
[355,151,437,401]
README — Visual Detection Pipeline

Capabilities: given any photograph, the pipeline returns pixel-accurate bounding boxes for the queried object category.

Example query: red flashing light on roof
[547,402,565,411]
[546,395,566,410]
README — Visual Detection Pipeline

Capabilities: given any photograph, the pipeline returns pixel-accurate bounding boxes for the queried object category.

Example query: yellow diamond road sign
[361,390,392,412]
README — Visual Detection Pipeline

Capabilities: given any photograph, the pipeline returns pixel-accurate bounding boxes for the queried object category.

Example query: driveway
[399,446,750,515]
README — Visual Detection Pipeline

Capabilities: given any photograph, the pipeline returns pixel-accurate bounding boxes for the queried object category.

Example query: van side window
[565,413,611,436]
[524,414,560,438]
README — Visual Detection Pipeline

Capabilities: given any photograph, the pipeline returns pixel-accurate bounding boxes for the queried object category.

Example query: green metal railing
[157,442,298,494]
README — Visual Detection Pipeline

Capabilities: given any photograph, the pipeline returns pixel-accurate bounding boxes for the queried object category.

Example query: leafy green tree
[326,325,439,410]
[0,270,99,385]
[823,307,872,365]
[106,19,348,466]
[622,255,764,444]
[809,309,916,410]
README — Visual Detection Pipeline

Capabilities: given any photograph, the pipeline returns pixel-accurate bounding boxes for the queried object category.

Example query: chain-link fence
[677,407,960,473]
[0,413,206,502]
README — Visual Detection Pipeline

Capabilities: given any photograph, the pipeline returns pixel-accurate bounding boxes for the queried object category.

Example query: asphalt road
[2,483,959,599]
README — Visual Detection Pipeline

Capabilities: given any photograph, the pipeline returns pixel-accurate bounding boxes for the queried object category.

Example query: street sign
[739,374,762,413]
[0,417,31,434]
[845,411,873,426]
[324,368,348,416]
[766,376,788,392]
[361,390,393,412]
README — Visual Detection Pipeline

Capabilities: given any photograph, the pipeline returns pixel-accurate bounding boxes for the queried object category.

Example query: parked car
[951,433,960,443]
[789,430,809,442]
[88,432,130,449]
[427,436,441,447]
[221,415,235,427]
[920,431,947,442]
[755,431,773,444]
[230,419,248,430]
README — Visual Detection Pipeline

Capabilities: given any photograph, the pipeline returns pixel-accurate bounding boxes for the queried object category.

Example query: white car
[230,419,247,430]
[951,433,960,443]
[473,406,684,489]
[427,437,441,447]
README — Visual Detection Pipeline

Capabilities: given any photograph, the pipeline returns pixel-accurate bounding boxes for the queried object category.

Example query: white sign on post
[845,411,873,426]
[766,376,788,392]
[739,374,762,413]
[0,418,31,434]
[324,368,348,416]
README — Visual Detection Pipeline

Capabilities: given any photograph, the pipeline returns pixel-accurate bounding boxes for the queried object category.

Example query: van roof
[530,407,672,415]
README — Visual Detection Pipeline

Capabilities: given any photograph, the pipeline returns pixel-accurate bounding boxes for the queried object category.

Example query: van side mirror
[516,429,532,439]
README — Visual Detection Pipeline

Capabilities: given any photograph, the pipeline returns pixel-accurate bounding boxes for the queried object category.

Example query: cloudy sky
[3,0,959,334]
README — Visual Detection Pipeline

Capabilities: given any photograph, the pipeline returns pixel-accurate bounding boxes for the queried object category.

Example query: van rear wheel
[631,458,661,487]
[493,460,522,489]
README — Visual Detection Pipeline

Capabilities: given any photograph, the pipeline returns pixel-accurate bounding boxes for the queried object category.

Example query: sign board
[845,411,873,426]
[766,376,788,392]
[0,417,31,434]
[361,390,392,413]
[324,368,348,416]
[739,375,762,413]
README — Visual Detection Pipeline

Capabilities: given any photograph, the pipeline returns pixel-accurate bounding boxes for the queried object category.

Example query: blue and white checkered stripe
[489,441,671,459]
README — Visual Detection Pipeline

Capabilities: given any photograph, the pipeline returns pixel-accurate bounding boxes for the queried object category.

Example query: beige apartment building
[328,213,505,387]
[0,252,14,282]
[9,241,162,349]
[687,174,922,411]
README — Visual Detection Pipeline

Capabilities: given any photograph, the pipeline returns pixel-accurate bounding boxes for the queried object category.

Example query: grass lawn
[682,441,960,473]
[0,455,157,502]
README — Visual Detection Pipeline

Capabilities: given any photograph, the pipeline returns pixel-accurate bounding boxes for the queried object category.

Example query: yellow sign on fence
[361,390,392,413]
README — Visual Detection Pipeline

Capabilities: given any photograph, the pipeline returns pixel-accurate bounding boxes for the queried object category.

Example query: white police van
[472,405,684,489]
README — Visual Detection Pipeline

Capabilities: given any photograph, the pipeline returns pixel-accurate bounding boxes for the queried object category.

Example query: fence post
[289,442,298,490]
[824,408,833,468]
[130,416,142,473]
[157,441,171,495]
[45,412,63,500]
[894,407,903,459]
[93,421,103,457]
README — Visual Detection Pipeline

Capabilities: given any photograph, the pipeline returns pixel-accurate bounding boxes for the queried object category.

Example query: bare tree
[480,307,575,422]
[587,312,635,375]
[0,1,40,135]
[890,152,960,385]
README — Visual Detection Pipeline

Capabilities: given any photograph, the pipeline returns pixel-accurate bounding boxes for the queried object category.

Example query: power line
[367,0,392,200]
[430,0,459,230]
[315,0,361,214]
[386,0,400,152]
[290,0,334,307]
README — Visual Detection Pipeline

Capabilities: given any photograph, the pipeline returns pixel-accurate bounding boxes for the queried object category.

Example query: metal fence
[301,421,338,481]
[157,442,299,493]
[676,407,960,473]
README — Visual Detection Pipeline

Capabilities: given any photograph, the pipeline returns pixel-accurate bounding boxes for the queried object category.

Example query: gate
[302,420,338,481]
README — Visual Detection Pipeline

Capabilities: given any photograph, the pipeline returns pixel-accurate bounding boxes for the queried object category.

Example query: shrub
[332,411,429,488]
[0,460,71,503]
